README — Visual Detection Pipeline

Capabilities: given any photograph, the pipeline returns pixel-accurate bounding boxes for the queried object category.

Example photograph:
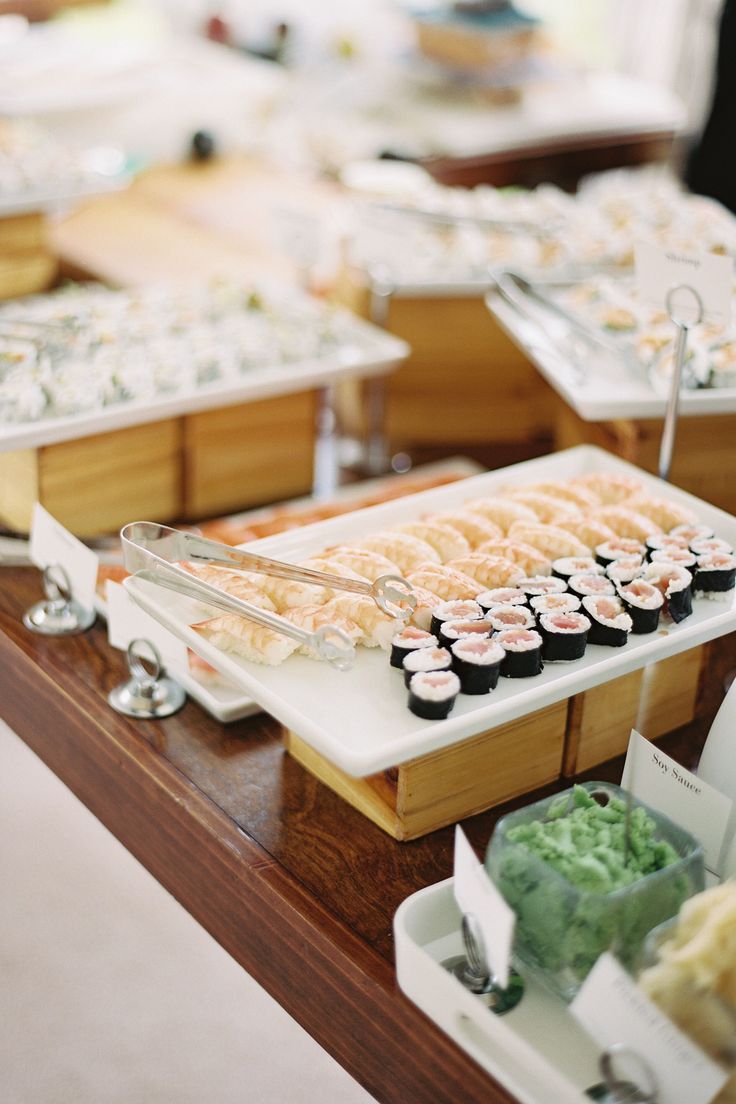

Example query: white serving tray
[489,292,736,421]
[0,319,408,452]
[394,878,601,1104]
[125,445,736,777]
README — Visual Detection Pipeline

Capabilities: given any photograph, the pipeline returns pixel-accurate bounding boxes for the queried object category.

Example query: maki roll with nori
[691,537,734,557]
[529,592,582,619]
[595,537,645,567]
[616,578,664,634]
[429,599,483,638]
[551,556,603,582]
[650,547,698,586]
[643,562,693,623]
[495,628,544,678]
[390,625,437,669]
[476,587,527,614]
[645,533,688,559]
[568,573,616,600]
[450,637,505,695]
[407,670,461,720]
[485,604,536,632]
[402,646,452,688]
[606,556,645,585]
[670,523,713,544]
[694,552,736,600]
[518,575,567,598]
[582,595,632,647]
[439,617,491,650]
[538,611,590,662]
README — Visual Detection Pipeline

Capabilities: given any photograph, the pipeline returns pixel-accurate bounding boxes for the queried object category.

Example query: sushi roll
[402,646,452,689]
[485,604,536,632]
[538,611,590,662]
[670,523,714,544]
[518,575,568,598]
[476,587,528,613]
[606,556,645,585]
[650,548,698,584]
[390,625,438,669]
[450,637,505,695]
[429,599,484,638]
[438,618,491,650]
[551,556,604,582]
[582,595,632,647]
[694,552,736,600]
[495,628,544,678]
[691,537,734,557]
[529,592,582,619]
[617,579,664,634]
[596,537,646,567]
[408,670,461,720]
[645,533,689,559]
[643,562,694,623]
[568,573,616,600]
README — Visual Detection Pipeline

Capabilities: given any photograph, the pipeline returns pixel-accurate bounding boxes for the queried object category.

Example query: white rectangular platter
[0,320,408,453]
[125,445,736,777]
[394,878,601,1104]
[489,292,736,421]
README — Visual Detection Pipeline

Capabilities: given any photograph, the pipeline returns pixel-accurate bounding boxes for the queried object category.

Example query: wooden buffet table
[2,564,733,1104]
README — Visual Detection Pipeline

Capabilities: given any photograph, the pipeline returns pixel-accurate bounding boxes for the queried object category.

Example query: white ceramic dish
[394,878,601,1104]
[0,320,408,452]
[124,446,736,777]
[489,292,736,420]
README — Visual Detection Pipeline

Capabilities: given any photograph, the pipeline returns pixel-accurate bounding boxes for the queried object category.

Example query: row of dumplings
[189,471,699,665]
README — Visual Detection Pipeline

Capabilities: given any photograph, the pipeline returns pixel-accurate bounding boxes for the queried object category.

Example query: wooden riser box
[0,392,316,537]
[554,403,736,516]
[286,646,705,841]
[0,212,58,300]
[330,267,556,458]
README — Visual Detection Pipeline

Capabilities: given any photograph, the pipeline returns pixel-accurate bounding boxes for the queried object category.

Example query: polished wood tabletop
[1,565,732,1104]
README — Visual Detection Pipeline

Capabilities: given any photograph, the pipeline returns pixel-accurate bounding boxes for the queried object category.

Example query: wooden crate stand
[285,700,568,841]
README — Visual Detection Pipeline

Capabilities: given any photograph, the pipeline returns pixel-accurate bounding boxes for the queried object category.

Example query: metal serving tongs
[367,201,564,240]
[121,522,416,672]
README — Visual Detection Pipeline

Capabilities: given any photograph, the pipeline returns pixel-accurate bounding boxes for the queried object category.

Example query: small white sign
[106,581,189,673]
[621,729,733,875]
[453,826,514,989]
[29,503,98,614]
[635,241,732,324]
[571,953,727,1104]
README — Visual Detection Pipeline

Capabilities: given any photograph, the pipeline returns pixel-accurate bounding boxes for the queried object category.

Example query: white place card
[571,953,727,1104]
[635,241,733,324]
[106,581,189,674]
[29,503,98,614]
[453,826,514,989]
[621,729,733,876]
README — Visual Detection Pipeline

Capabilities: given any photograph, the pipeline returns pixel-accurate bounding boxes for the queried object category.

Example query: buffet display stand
[1,562,732,1104]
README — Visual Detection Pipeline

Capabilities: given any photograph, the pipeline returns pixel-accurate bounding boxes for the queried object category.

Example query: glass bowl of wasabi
[484,781,705,1003]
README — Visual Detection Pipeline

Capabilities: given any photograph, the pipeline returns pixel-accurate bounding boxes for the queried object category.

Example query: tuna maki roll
[529,592,582,619]
[439,618,491,650]
[605,556,645,585]
[402,646,452,688]
[551,556,604,582]
[690,537,734,557]
[518,575,568,598]
[596,537,646,567]
[568,573,616,600]
[485,604,536,632]
[616,578,664,634]
[539,611,590,662]
[390,625,437,669]
[645,533,688,559]
[408,670,461,720]
[694,552,736,600]
[450,637,505,695]
[495,628,544,678]
[643,562,693,623]
[476,587,528,613]
[670,523,713,544]
[429,599,483,638]
[582,595,632,647]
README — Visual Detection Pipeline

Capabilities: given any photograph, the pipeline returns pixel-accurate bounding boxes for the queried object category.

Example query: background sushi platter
[125,446,736,777]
